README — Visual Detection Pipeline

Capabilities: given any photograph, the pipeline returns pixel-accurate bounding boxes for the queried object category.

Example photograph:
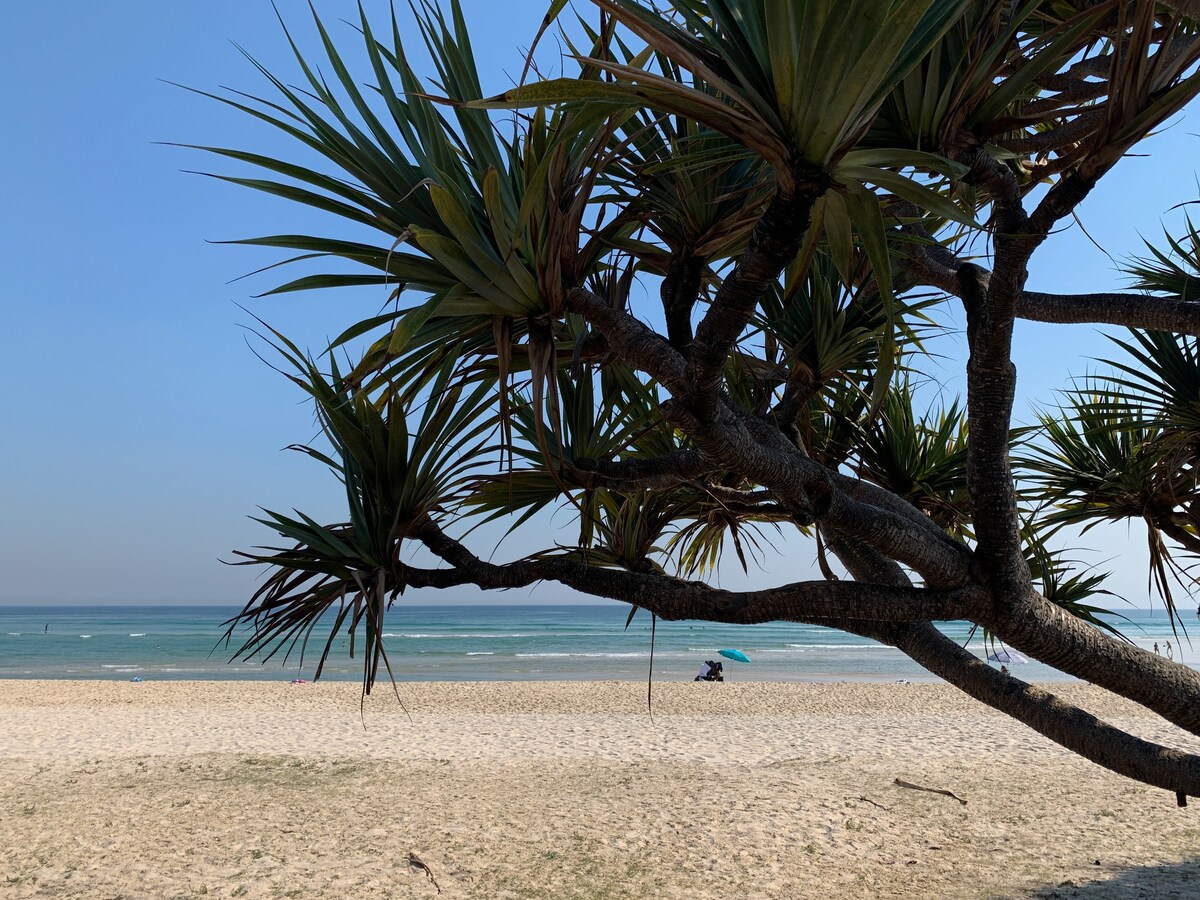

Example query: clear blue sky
[1,1,1197,606]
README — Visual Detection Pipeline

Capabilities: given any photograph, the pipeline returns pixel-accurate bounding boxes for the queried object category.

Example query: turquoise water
[0,604,1194,683]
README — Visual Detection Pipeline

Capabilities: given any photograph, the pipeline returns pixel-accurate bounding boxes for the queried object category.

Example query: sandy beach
[3,680,1200,899]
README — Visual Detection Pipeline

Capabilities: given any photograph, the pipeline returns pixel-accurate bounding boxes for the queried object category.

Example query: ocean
[0,604,1194,683]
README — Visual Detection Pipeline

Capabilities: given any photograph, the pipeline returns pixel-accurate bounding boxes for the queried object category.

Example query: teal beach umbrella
[718,649,751,664]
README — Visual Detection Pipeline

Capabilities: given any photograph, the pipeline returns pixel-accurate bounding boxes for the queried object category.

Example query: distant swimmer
[44,624,49,633]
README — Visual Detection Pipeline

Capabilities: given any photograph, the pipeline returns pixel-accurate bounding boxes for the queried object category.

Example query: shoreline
[0,671,978,684]
[8,604,1193,686]
[5,679,1200,898]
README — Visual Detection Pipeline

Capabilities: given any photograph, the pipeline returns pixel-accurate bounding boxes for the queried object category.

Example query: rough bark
[956,143,1036,592]
[1018,291,1200,333]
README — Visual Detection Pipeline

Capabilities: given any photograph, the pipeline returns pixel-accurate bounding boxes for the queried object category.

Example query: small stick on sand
[893,778,967,805]
[855,796,891,811]
[408,852,441,894]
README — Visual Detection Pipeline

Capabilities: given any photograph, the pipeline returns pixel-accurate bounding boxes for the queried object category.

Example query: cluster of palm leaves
[1128,211,1200,303]
[200,0,1200,681]
[852,383,973,537]
[1021,332,1200,625]
[225,332,495,692]
[1016,207,1200,626]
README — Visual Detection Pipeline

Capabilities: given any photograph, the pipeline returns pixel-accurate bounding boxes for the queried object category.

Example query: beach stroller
[695,659,724,681]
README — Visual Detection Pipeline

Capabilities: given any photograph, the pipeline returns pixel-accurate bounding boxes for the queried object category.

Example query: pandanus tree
[196,0,1200,802]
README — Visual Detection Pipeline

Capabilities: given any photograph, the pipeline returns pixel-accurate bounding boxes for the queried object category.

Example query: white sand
[3,680,1200,898]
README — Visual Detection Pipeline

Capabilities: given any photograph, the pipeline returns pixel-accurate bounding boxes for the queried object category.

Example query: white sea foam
[466,652,495,656]
[516,652,643,658]
[383,632,531,639]
[79,635,92,639]
[752,648,804,654]
[129,633,146,637]
[460,633,531,638]
[785,643,889,650]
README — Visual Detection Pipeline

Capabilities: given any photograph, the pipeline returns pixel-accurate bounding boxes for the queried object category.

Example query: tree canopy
[196,0,1200,802]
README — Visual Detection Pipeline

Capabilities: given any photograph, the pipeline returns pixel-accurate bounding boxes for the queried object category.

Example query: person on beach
[695,660,723,682]
[1166,641,1174,661]
[1154,642,1160,655]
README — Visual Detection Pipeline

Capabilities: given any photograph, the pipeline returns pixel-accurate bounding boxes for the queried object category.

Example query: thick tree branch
[830,472,962,548]
[893,620,1200,802]
[953,143,1044,592]
[899,241,1200,336]
[825,531,912,588]
[1018,291,1200,334]
[981,588,1200,738]
[1159,519,1200,555]
[662,399,974,585]
[554,309,974,588]
[687,184,825,421]
[961,256,1028,589]
[827,526,1200,802]
[570,451,714,491]
[1035,53,1113,93]
[410,518,982,623]
[565,287,689,394]
[895,237,963,298]
[1030,170,1099,235]
[994,109,1103,155]
[1020,80,1110,117]
[769,369,818,439]
[661,252,704,350]
[821,489,971,590]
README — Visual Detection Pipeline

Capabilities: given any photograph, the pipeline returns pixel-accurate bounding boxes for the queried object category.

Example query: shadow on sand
[1016,857,1200,899]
